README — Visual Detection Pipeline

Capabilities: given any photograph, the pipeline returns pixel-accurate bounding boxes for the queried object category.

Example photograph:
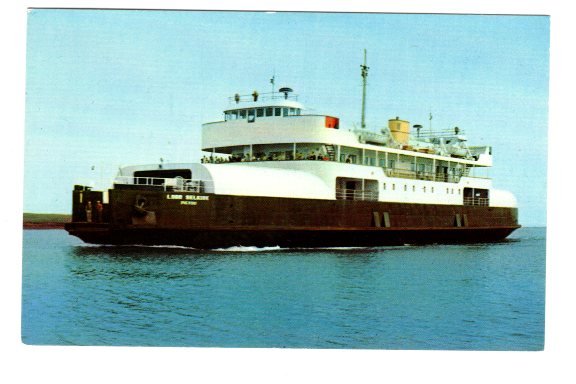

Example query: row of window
[225,107,302,121]
[383,182,462,195]
[339,151,466,175]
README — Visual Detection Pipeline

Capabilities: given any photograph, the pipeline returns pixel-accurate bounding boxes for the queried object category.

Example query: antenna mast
[270,72,275,94]
[360,49,369,129]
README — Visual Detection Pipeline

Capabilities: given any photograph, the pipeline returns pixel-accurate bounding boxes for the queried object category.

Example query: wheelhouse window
[283,108,301,117]
[224,107,301,123]
[247,109,255,122]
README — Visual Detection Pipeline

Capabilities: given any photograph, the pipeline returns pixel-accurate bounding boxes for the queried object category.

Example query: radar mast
[360,49,369,129]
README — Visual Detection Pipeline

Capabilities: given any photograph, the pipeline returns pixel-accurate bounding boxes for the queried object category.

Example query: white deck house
[114,88,517,209]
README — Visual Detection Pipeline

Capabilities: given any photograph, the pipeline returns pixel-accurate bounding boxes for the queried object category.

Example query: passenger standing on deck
[85,201,92,222]
[95,201,104,222]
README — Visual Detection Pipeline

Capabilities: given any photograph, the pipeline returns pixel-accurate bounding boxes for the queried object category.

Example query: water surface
[21,227,545,349]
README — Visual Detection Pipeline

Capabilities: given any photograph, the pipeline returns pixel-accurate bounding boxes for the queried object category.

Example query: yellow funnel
[388,117,410,144]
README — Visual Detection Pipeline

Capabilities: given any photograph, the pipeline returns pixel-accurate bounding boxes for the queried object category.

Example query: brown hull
[65,188,520,249]
[65,225,519,249]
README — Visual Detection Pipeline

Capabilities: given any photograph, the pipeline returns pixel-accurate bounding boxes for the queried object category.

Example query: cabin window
[256,108,264,117]
[266,107,273,117]
[275,107,281,116]
[239,109,247,119]
[364,157,369,165]
[283,107,288,116]
[423,186,427,193]
[404,185,407,192]
[365,150,376,166]
[383,183,386,190]
[392,184,396,191]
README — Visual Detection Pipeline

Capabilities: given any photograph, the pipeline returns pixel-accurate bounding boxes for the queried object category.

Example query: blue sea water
[21,228,545,350]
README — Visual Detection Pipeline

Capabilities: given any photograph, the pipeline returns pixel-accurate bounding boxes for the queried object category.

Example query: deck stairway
[325,144,336,161]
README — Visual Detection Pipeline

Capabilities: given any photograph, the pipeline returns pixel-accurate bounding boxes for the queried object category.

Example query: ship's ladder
[325,144,336,161]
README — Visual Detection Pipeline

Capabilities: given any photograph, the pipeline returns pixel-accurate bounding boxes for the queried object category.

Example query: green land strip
[23,213,71,229]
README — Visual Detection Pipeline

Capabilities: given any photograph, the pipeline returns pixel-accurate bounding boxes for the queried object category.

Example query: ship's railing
[463,197,489,206]
[385,168,463,183]
[414,127,467,139]
[114,176,213,193]
[335,188,379,201]
[228,90,299,104]
[205,113,328,126]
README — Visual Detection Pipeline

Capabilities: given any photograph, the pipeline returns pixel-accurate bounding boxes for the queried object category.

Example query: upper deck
[201,88,493,170]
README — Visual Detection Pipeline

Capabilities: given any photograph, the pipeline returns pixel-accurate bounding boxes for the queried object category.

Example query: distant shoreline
[23,213,71,229]
[23,222,67,229]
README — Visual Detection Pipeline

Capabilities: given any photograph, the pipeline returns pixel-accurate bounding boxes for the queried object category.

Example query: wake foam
[75,243,198,250]
[75,243,411,252]
[212,245,282,252]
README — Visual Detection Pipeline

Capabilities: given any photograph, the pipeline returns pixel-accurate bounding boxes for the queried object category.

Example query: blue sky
[24,10,549,225]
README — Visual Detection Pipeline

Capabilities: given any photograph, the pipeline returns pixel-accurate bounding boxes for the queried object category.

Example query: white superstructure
[114,87,516,210]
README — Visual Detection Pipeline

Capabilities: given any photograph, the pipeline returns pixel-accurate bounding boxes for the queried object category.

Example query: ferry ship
[65,54,520,248]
